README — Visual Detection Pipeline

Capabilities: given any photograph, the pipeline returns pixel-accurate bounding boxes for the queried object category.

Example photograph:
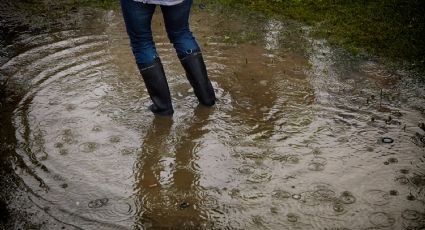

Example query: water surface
[1,3,424,230]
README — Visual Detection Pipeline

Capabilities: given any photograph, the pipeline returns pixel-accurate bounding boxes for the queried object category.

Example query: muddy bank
[214,0,425,70]
[1,0,425,229]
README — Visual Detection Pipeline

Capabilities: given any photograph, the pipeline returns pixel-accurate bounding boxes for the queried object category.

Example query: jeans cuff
[178,47,201,59]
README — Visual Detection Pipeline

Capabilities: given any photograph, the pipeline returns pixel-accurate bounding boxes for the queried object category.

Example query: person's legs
[161,0,216,106]
[120,0,173,115]
[120,0,157,65]
[160,0,199,58]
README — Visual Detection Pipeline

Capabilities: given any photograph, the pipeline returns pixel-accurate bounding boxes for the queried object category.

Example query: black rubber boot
[180,51,216,106]
[137,58,174,116]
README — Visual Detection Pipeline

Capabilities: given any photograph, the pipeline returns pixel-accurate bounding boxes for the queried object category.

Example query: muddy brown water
[1,3,425,230]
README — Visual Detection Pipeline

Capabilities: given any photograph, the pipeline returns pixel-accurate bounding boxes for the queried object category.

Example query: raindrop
[308,162,325,171]
[389,190,398,196]
[364,190,390,206]
[388,158,398,163]
[109,136,121,143]
[92,125,102,132]
[369,212,395,227]
[401,210,421,220]
[88,198,109,208]
[79,142,98,153]
[287,213,298,222]
[237,165,255,174]
[395,175,409,185]
[270,207,279,214]
[406,194,416,201]
[339,191,356,204]
[400,169,409,174]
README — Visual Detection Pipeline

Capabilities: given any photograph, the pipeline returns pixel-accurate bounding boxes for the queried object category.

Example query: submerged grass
[211,0,425,69]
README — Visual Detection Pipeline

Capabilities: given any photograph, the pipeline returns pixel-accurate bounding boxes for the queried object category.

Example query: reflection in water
[134,107,212,229]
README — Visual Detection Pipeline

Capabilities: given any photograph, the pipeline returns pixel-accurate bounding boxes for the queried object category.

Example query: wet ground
[1,1,425,230]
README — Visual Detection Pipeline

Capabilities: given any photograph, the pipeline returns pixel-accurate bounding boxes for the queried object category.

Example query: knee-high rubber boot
[137,58,174,116]
[180,52,216,106]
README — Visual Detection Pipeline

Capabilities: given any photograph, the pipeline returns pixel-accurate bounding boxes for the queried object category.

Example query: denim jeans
[120,0,200,65]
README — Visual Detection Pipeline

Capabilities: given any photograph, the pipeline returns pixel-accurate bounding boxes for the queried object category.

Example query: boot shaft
[138,58,174,116]
[180,52,216,106]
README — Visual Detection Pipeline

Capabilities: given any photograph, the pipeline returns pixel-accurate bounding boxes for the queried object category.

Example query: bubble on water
[286,155,300,164]
[308,162,326,171]
[92,125,102,132]
[269,154,300,164]
[364,190,390,206]
[332,202,344,212]
[299,191,320,206]
[121,148,136,155]
[313,188,336,201]
[292,194,301,200]
[53,174,66,181]
[57,129,76,144]
[272,190,292,199]
[237,165,255,174]
[88,198,109,208]
[59,149,68,155]
[247,172,271,183]
[79,142,98,153]
[381,137,394,144]
[287,213,298,222]
[241,191,266,200]
[369,212,395,227]
[401,210,422,220]
[307,157,327,171]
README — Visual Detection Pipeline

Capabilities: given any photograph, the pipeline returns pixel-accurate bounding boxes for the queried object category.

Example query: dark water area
[1,1,425,229]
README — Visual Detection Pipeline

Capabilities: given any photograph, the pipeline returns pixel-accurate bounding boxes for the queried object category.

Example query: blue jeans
[120,0,200,65]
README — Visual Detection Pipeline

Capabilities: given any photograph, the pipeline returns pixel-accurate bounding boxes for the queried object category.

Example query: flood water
[1,2,425,230]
